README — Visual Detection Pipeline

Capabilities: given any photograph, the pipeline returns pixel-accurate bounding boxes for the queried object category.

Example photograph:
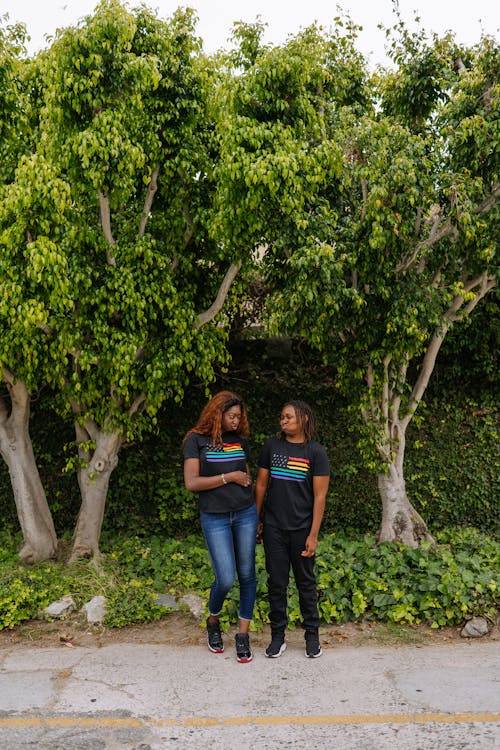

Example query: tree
[215,22,498,545]
[2,0,243,560]
[0,19,60,562]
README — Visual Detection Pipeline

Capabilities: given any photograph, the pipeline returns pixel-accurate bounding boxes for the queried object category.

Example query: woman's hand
[227,470,252,487]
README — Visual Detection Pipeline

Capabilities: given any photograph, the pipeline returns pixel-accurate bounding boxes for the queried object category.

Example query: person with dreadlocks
[183,391,257,663]
[255,400,330,658]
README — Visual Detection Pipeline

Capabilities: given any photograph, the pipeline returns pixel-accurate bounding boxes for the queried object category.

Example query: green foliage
[0,547,70,630]
[108,534,212,592]
[105,526,500,629]
[317,528,499,627]
[1,8,497,559]
[213,21,368,250]
[0,17,31,182]
[0,527,497,631]
[405,396,499,531]
[31,0,232,439]
[1,339,496,538]
[216,20,498,493]
[1,1,246,560]
[0,531,167,629]
[437,296,499,390]
[104,581,166,628]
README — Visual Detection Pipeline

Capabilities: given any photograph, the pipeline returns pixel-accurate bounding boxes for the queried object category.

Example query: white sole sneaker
[265,642,287,658]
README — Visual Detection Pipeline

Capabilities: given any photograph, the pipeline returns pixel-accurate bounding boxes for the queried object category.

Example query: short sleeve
[240,436,251,464]
[183,432,201,460]
[312,443,330,476]
[258,438,273,469]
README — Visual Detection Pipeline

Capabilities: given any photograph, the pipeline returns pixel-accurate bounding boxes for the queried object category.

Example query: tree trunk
[70,427,122,561]
[0,377,57,563]
[377,436,435,547]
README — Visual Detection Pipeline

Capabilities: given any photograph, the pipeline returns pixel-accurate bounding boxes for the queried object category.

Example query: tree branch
[449,272,497,321]
[397,205,453,273]
[98,191,116,267]
[129,392,146,417]
[397,180,498,276]
[401,272,496,429]
[360,177,368,223]
[74,421,92,464]
[138,166,160,237]
[0,369,13,425]
[195,260,242,329]
[477,181,499,214]
[431,266,443,288]
[5,377,30,429]
[414,206,423,236]
[68,397,98,443]
[0,392,8,426]
[2,367,15,387]
[391,357,409,420]
[401,326,448,431]
[364,362,379,427]
[381,353,391,429]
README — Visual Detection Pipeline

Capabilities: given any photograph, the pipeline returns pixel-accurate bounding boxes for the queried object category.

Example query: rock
[82,595,107,624]
[461,616,489,638]
[179,593,205,619]
[156,594,179,610]
[44,595,76,619]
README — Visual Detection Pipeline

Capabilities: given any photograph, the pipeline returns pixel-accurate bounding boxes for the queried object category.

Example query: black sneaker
[265,634,286,658]
[305,630,322,658]
[235,633,253,663]
[206,617,224,653]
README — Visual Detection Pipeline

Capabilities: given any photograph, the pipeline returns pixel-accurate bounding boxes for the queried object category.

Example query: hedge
[1,337,498,539]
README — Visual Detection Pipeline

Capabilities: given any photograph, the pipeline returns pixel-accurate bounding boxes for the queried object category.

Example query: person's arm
[184,458,251,492]
[254,467,270,541]
[301,474,329,557]
[255,467,270,517]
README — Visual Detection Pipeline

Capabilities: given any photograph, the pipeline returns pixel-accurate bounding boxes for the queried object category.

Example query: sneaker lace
[236,633,249,650]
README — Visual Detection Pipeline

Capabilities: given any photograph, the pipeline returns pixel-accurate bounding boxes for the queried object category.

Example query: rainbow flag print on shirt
[206,442,246,463]
[270,453,310,482]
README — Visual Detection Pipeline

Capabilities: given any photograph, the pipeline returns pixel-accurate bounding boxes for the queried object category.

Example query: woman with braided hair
[183,391,257,663]
[255,400,330,658]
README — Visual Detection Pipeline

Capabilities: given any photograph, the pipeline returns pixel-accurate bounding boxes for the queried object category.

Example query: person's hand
[256,521,263,544]
[229,470,252,487]
[301,535,318,557]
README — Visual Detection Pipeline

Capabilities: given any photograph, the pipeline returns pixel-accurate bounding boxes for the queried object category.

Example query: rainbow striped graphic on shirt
[206,442,246,463]
[270,453,310,482]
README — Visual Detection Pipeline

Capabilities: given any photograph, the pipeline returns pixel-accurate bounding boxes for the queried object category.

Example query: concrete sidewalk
[0,639,499,749]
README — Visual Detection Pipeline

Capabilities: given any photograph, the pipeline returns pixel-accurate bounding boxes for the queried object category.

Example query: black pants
[263,523,320,634]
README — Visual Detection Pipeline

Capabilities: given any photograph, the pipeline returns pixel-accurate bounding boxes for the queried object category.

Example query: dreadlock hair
[183,390,249,448]
[279,400,317,443]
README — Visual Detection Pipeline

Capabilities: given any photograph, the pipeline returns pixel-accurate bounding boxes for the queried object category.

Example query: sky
[1,0,499,67]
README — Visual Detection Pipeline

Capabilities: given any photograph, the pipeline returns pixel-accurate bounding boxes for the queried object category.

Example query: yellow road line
[0,713,499,729]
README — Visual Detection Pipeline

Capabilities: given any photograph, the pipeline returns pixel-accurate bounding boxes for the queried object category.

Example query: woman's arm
[183,458,251,492]
[254,467,270,542]
[254,467,270,518]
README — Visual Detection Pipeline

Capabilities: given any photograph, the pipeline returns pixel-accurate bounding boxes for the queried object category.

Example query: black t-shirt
[258,437,330,530]
[183,431,254,513]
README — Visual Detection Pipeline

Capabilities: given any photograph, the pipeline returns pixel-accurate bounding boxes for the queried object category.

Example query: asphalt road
[0,637,499,749]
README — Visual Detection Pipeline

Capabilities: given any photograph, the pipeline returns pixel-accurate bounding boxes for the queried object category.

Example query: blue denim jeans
[200,503,258,622]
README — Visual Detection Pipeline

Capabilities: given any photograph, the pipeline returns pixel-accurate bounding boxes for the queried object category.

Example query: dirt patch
[0,613,498,651]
